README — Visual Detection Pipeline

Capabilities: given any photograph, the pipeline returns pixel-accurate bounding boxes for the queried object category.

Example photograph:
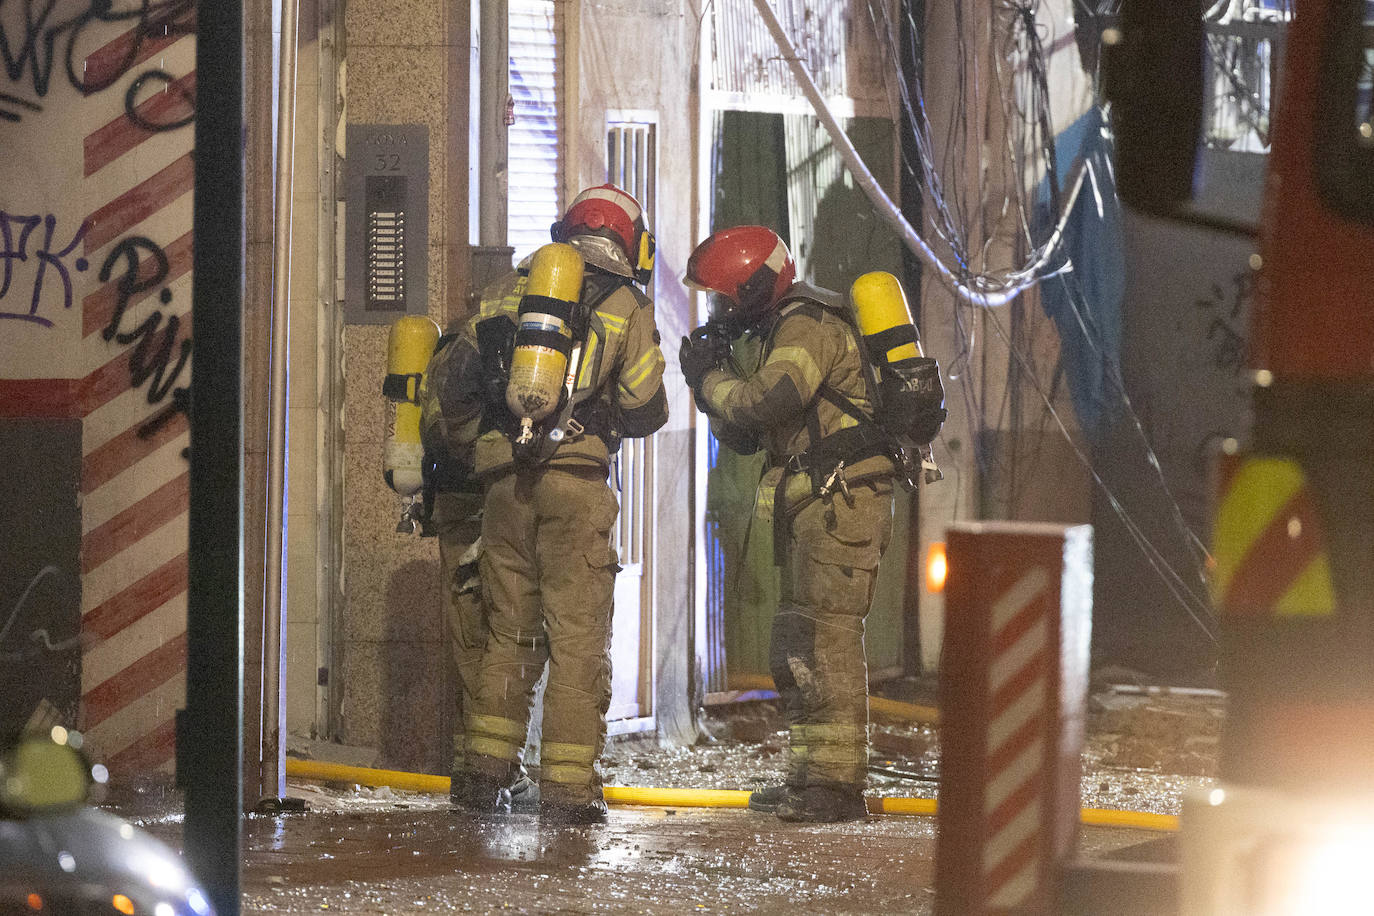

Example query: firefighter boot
[452,773,512,815]
[747,785,789,813]
[509,768,540,812]
[451,765,539,812]
[775,783,867,823]
[542,795,608,825]
[453,756,515,815]
[541,774,609,825]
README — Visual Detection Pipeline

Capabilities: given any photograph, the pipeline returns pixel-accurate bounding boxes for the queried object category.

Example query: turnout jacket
[466,267,668,479]
[698,283,896,517]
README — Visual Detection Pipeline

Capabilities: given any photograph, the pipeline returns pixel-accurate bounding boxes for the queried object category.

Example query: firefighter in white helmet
[427,184,667,823]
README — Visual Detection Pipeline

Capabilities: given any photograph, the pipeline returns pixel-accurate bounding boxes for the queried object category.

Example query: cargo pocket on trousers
[584,489,622,574]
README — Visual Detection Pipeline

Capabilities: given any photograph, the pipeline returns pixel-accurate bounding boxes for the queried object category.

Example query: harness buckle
[819,459,847,500]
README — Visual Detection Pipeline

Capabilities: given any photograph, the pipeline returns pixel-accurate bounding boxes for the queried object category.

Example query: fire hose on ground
[282,758,1180,832]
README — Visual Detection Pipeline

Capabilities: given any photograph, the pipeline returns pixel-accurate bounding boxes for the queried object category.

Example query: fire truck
[1109,1,1374,911]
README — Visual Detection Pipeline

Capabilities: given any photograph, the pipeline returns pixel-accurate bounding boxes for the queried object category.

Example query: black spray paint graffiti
[0,211,89,326]
[124,67,193,132]
[1,1,199,438]
[1194,268,1256,378]
[99,235,190,439]
[0,88,39,121]
[0,0,195,122]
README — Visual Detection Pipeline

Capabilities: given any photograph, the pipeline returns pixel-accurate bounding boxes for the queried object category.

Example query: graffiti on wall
[0,0,194,114]
[1194,268,1255,381]
[98,236,190,438]
[0,212,89,325]
[2,0,196,435]
[1,1,201,768]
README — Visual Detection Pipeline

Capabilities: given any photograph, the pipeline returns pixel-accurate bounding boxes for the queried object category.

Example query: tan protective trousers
[465,466,619,804]
[771,479,894,788]
[433,489,488,781]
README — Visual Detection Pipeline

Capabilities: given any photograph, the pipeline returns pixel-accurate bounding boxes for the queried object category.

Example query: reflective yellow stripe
[1212,457,1305,599]
[808,745,867,768]
[577,333,599,389]
[541,742,598,766]
[767,345,822,394]
[756,485,775,519]
[467,714,527,743]
[597,311,626,334]
[704,377,740,408]
[466,736,521,762]
[1274,553,1336,617]
[1212,456,1335,616]
[621,349,661,392]
[543,764,595,785]
[796,723,866,745]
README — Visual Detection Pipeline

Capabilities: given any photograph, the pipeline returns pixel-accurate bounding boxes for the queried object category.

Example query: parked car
[0,730,213,915]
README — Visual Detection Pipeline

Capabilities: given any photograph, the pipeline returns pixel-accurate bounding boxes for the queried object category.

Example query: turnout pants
[771,480,893,788]
[465,467,619,804]
[434,489,487,781]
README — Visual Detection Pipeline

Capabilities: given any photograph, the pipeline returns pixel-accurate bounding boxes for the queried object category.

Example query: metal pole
[186,0,245,910]
[260,0,301,805]
[479,0,510,246]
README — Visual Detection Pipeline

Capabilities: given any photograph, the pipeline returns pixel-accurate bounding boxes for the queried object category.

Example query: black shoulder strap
[818,384,872,426]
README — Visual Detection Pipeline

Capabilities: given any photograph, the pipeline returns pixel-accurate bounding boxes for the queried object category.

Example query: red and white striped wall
[935,521,1093,915]
[0,7,196,778]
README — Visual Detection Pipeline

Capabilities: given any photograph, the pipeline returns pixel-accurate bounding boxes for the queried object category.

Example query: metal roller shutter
[508,0,563,261]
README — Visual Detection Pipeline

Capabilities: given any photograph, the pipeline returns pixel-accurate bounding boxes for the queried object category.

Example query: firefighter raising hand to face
[681,226,916,823]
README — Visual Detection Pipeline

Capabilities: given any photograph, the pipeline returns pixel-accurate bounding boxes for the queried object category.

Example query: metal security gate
[606,117,657,729]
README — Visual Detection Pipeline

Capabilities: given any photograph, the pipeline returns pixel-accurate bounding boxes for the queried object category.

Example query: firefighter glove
[679,332,720,392]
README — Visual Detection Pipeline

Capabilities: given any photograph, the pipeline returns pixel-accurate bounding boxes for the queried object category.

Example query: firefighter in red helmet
[429,183,667,823]
[681,226,899,823]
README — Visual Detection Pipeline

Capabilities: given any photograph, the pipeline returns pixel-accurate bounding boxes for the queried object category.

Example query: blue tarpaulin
[1034,106,1126,440]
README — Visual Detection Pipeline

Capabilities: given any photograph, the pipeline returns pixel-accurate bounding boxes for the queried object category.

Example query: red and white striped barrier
[936,521,1093,915]
[0,7,197,777]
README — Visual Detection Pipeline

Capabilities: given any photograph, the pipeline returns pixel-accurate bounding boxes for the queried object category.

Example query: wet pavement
[224,789,1152,914]
[113,688,1214,913]
[120,780,1166,915]
[241,801,937,914]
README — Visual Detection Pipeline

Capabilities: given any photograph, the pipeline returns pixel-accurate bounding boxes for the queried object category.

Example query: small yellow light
[50,726,68,746]
[1255,369,1274,388]
[1248,253,1263,271]
[1221,437,1239,456]
[112,894,135,915]
[26,893,42,911]
[926,542,948,594]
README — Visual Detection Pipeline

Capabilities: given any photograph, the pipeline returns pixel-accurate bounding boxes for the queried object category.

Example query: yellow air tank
[382,314,441,496]
[506,242,585,445]
[850,271,923,362]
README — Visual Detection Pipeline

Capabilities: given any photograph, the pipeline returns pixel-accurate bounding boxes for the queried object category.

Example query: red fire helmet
[553,184,649,267]
[684,226,796,328]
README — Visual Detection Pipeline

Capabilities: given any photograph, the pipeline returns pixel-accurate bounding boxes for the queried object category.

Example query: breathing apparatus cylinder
[850,270,924,362]
[505,242,585,445]
[849,271,946,484]
[382,314,441,496]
